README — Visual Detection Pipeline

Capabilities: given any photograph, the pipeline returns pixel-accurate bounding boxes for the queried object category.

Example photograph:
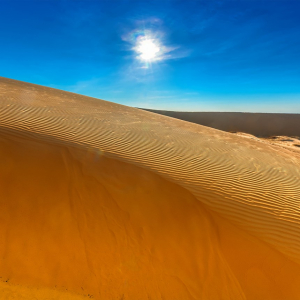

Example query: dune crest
[1,77,300,299]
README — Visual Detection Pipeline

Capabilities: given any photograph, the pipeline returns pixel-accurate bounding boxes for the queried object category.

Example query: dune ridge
[1,77,300,299]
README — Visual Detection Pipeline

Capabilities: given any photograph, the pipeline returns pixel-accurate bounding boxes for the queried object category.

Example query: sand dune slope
[1,77,300,299]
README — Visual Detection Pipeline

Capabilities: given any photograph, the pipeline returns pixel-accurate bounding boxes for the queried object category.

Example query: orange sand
[1,77,300,299]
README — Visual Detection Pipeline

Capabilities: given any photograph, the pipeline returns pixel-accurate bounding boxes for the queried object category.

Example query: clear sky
[1,0,299,112]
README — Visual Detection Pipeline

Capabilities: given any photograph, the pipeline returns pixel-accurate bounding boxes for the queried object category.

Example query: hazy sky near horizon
[1,0,300,112]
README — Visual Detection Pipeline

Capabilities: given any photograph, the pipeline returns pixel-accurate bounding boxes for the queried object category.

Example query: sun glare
[136,39,160,61]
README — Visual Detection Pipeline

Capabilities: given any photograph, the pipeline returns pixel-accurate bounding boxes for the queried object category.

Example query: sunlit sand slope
[1,77,300,299]
[143,109,300,137]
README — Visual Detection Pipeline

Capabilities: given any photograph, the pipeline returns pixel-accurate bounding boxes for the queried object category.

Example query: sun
[136,38,160,61]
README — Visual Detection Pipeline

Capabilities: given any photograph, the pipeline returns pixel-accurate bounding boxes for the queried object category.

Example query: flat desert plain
[0,77,300,300]
[143,109,300,138]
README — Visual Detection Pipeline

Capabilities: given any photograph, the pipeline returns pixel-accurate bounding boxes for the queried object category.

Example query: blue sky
[1,0,299,112]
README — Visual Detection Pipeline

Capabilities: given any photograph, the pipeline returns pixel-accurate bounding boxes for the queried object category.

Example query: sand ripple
[1,77,300,299]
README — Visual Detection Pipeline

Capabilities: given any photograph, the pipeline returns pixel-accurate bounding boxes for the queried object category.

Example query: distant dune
[1,77,300,300]
[143,109,300,137]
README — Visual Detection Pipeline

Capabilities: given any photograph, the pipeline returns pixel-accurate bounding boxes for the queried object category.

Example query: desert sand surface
[143,109,300,138]
[229,132,300,156]
[1,77,300,300]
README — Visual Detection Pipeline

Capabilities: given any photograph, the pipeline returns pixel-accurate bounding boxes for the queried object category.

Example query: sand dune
[1,77,300,299]
[143,109,300,138]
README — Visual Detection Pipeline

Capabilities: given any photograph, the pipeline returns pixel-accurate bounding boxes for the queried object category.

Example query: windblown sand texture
[1,77,300,300]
